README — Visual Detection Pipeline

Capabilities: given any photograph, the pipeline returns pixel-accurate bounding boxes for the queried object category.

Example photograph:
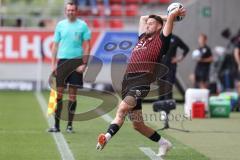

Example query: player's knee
[123,96,137,107]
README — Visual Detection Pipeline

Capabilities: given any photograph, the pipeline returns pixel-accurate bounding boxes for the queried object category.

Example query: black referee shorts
[121,72,153,110]
[56,59,83,88]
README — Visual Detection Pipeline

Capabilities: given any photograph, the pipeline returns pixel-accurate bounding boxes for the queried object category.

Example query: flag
[47,89,57,116]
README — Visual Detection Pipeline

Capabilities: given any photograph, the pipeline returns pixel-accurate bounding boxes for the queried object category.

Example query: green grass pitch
[1,91,240,160]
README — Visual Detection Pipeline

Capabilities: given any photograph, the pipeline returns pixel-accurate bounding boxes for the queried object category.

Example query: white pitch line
[35,92,75,160]
[96,108,114,123]
[139,147,163,160]
[101,114,113,123]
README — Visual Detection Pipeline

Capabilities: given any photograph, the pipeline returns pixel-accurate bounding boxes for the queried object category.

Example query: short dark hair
[148,15,163,25]
[200,33,207,40]
[67,1,77,8]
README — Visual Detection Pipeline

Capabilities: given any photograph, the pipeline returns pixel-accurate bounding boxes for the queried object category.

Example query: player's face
[198,35,207,47]
[65,4,77,21]
[146,18,162,36]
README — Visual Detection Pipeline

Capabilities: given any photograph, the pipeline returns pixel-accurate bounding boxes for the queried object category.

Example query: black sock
[107,124,120,137]
[149,131,161,142]
[68,101,77,127]
[55,99,63,129]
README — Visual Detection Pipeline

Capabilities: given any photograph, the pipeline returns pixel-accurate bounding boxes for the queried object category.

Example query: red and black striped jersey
[126,31,171,74]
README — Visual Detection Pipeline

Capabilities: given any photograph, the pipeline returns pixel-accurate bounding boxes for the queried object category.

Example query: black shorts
[121,72,153,110]
[195,67,210,83]
[56,59,83,88]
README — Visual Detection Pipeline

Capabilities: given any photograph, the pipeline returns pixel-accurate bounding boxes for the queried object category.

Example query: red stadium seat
[126,0,139,3]
[126,4,138,16]
[142,0,151,3]
[110,0,122,4]
[82,19,92,28]
[77,10,92,16]
[96,4,105,16]
[159,0,170,4]
[92,19,106,28]
[109,19,124,28]
[110,4,123,16]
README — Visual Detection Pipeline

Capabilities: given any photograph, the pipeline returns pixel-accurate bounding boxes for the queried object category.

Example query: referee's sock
[55,99,63,129]
[67,100,77,127]
[105,124,120,141]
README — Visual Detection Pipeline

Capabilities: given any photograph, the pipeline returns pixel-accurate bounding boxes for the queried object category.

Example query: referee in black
[158,34,189,100]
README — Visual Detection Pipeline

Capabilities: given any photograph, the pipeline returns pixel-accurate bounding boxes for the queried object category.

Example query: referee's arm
[51,42,59,72]
[82,40,91,65]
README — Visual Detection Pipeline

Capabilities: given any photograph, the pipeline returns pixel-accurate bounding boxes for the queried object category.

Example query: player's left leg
[96,95,137,150]
[129,108,172,157]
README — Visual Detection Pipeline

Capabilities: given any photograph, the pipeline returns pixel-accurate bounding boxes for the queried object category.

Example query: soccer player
[194,33,213,89]
[48,2,91,133]
[96,7,186,157]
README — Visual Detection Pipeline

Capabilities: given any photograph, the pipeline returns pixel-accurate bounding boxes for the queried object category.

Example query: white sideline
[35,92,75,160]
[139,147,163,160]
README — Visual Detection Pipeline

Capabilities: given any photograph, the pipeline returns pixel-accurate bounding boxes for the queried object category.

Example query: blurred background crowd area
[0,0,188,29]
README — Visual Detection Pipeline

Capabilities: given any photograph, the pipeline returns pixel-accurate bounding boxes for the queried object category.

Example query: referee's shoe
[48,127,60,133]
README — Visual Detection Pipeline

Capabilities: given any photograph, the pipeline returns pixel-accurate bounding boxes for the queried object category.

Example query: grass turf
[0,91,61,160]
[4,90,238,160]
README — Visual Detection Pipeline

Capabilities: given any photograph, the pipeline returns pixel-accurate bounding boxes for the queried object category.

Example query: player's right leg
[96,96,136,150]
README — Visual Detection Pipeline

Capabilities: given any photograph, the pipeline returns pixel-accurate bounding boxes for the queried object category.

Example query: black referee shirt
[162,34,189,64]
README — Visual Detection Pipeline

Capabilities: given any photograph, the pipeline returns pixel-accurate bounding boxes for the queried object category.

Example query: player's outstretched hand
[169,7,186,19]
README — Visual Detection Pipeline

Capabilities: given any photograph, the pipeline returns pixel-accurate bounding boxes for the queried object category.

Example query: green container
[209,96,231,118]
[219,92,238,101]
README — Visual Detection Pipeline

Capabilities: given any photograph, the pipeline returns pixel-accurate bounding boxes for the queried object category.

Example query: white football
[192,49,202,60]
[167,2,185,21]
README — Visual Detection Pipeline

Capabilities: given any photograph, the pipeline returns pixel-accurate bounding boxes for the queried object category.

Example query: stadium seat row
[83,18,124,29]
[77,0,170,17]
[77,4,138,17]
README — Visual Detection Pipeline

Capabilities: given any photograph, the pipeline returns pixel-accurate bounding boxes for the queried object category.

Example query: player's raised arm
[138,16,148,36]
[163,7,186,37]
